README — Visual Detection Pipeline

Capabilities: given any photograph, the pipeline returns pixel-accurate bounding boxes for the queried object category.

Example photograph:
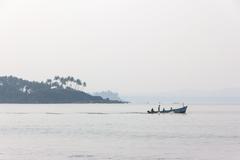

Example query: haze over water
[0,0,240,159]
[1,0,240,100]
[0,104,239,160]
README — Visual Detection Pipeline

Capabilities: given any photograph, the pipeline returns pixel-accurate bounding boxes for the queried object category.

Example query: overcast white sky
[0,0,240,96]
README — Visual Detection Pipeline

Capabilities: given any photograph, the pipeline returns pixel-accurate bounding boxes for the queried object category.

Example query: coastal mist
[0,104,239,160]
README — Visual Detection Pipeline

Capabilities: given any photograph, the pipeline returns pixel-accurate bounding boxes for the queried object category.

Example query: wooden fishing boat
[147,105,188,114]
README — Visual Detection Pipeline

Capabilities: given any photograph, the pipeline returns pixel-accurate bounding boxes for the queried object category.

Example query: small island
[0,76,126,104]
[93,90,122,101]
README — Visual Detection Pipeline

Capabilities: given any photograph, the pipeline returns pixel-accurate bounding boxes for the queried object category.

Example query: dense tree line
[0,76,124,103]
[46,76,87,90]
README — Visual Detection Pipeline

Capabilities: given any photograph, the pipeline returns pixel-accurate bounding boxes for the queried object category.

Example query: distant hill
[93,90,122,101]
[0,76,125,103]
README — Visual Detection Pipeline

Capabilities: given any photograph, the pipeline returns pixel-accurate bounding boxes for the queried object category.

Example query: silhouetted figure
[151,108,154,113]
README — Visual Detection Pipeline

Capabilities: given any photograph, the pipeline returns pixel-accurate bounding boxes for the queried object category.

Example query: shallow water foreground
[0,104,239,160]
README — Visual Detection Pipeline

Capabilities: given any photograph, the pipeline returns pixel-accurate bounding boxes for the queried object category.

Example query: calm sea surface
[0,104,239,160]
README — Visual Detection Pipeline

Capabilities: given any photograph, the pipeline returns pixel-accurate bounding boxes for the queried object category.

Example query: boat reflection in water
[147,104,188,114]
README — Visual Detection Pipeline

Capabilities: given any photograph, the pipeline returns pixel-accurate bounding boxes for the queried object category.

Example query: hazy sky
[0,0,240,96]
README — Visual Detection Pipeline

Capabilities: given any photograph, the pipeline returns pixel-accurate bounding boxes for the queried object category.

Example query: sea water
[0,104,239,160]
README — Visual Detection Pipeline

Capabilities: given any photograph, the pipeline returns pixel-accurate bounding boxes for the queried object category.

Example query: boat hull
[147,111,159,114]
[159,110,172,113]
[173,106,187,113]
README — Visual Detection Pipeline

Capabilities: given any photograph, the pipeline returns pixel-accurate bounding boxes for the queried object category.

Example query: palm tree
[67,76,71,81]
[76,79,82,90]
[76,79,81,85]
[54,76,60,80]
[60,77,65,84]
[46,79,52,85]
[70,77,74,82]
